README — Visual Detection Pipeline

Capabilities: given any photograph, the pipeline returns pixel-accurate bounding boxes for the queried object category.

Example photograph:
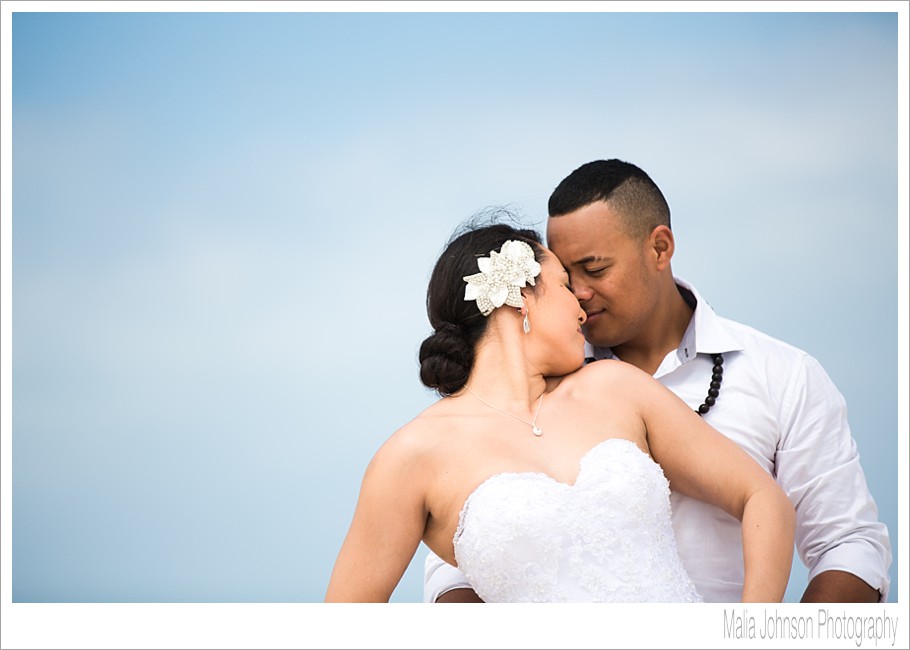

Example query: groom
[425,159,891,603]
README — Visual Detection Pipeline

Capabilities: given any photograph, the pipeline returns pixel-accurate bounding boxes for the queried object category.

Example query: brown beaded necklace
[695,353,724,416]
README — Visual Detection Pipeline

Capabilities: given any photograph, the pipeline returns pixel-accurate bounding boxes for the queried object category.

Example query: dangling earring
[518,295,531,334]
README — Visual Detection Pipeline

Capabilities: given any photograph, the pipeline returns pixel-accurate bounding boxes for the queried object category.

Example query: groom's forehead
[548,210,627,247]
[547,226,623,268]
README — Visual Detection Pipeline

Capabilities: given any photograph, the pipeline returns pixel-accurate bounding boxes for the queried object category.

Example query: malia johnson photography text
[723,608,899,646]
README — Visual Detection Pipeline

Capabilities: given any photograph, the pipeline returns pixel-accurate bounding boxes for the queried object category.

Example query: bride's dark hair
[419,213,546,396]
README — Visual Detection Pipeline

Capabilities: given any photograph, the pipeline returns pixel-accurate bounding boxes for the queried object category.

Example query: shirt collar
[584,277,745,364]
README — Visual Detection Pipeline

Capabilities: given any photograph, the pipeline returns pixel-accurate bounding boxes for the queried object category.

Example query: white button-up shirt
[423,279,891,602]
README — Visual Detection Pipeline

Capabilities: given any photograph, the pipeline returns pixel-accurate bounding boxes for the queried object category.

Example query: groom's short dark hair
[548,159,671,240]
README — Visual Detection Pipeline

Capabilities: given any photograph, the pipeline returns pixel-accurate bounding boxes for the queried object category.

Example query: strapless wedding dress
[453,438,702,602]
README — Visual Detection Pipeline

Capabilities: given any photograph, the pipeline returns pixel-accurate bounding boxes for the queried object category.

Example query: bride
[325,222,795,603]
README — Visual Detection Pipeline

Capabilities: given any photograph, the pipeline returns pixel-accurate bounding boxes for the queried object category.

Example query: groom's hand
[436,588,485,603]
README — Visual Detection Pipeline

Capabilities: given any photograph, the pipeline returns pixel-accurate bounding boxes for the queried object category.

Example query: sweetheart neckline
[470,436,646,489]
[454,437,653,547]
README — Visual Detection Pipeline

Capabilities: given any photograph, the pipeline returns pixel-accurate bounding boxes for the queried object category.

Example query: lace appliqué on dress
[453,438,702,603]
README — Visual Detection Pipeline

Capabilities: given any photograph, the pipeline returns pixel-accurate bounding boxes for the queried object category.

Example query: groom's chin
[581,324,615,350]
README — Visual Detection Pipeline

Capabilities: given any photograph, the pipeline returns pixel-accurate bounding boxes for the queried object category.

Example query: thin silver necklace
[466,387,545,437]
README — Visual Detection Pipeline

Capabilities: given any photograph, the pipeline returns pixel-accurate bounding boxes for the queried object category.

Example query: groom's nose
[572,282,594,302]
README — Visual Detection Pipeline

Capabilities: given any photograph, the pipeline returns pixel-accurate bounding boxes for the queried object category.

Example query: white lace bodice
[453,438,702,602]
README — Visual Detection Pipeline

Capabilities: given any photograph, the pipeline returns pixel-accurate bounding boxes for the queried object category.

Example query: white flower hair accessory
[463,240,542,316]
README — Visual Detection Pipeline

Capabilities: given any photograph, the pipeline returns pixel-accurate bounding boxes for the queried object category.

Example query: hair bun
[418,323,474,396]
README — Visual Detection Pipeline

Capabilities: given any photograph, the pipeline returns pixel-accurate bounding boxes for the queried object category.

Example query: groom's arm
[436,588,484,603]
[777,356,891,602]
[424,550,485,603]
[801,570,880,603]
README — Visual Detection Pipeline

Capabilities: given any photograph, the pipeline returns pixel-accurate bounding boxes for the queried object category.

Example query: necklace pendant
[532,425,543,437]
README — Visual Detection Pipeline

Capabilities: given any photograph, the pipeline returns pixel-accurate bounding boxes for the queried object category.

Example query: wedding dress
[453,437,702,602]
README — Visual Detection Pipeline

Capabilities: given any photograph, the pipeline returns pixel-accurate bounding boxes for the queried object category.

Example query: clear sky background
[4,2,904,621]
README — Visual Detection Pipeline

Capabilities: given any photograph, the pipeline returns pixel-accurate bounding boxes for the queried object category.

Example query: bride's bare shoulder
[564,358,651,389]
[370,400,457,469]
[552,361,656,421]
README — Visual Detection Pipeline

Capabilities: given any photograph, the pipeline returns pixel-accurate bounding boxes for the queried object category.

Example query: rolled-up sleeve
[776,354,892,601]
[423,550,473,603]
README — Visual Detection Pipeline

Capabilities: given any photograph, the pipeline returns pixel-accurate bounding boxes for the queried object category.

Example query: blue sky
[2,2,906,646]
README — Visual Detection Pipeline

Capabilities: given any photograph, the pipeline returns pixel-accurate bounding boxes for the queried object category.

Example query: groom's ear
[649,225,675,271]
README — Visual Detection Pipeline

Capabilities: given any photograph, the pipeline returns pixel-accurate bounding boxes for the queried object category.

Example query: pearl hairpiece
[463,240,542,316]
